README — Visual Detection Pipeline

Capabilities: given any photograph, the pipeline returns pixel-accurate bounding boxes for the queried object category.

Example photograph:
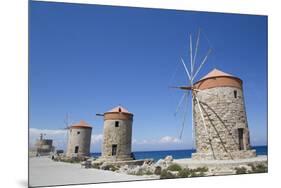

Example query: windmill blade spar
[193,48,212,80]
[175,91,190,116]
[192,29,201,71]
[180,57,192,82]
[189,34,193,76]
[194,94,209,136]
[194,94,215,159]
[179,91,190,139]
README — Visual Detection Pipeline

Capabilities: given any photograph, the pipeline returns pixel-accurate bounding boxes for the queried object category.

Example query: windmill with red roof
[173,30,256,160]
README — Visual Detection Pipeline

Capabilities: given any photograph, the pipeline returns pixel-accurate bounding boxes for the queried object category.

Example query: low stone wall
[175,155,267,176]
[99,159,154,166]
[99,155,133,162]
[192,150,257,160]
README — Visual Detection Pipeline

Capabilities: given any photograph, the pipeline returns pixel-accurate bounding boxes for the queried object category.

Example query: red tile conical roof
[106,105,131,114]
[199,68,235,81]
[70,120,92,129]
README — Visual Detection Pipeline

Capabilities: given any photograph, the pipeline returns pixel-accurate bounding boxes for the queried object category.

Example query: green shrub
[178,167,208,178]
[235,167,248,174]
[70,159,80,163]
[160,166,208,179]
[249,164,267,173]
[144,171,154,175]
[196,167,208,173]
[178,168,191,178]
[160,169,176,179]
[167,163,182,171]
[135,169,144,176]
[102,164,119,171]
[134,168,153,176]
[189,171,200,177]
[92,163,101,169]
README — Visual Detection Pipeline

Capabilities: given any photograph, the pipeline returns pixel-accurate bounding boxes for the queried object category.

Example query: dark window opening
[77,131,80,135]
[238,128,244,150]
[112,144,117,156]
[74,146,79,153]
[118,108,121,112]
[115,121,119,127]
[234,90,237,98]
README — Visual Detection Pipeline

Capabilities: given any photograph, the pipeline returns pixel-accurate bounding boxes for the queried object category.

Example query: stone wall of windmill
[66,120,92,158]
[192,69,256,160]
[100,105,134,161]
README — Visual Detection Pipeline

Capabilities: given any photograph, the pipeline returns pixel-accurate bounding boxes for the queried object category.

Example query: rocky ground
[91,155,268,178]
[51,154,268,181]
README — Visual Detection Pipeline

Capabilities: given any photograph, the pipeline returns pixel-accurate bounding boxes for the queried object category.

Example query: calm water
[91,145,267,161]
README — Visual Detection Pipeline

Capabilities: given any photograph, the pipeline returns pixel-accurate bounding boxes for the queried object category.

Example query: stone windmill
[97,105,134,161]
[66,120,92,158]
[173,30,256,160]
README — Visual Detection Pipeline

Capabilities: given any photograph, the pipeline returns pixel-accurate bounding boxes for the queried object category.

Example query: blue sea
[91,145,267,161]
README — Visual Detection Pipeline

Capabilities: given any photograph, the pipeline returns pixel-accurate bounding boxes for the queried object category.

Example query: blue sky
[29,1,267,152]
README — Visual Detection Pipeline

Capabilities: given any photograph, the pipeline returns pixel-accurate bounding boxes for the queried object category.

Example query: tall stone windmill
[174,30,256,160]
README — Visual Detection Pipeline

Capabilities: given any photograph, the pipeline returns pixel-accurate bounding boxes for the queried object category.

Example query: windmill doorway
[75,146,79,153]
[112,144,117,156]
[238,128,244,150]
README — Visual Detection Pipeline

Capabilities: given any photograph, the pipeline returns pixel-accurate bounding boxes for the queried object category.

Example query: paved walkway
[29,157,155,187]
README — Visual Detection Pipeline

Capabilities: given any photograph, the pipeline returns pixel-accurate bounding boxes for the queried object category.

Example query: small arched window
[234,90,237,98]
[115,121,119,127]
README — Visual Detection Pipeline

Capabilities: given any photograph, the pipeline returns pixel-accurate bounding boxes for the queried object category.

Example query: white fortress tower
[101,106,133,161]
[192,69,256,160]
[66,120,92,158]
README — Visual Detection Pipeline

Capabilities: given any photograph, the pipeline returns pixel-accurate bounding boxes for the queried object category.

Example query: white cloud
[133,136,182,145]
[29,128,68,150]
[29,128,67,136]
[159,136,181,144]
[141,139,148,144]
[91,134,103,144]
[132,138,137,144]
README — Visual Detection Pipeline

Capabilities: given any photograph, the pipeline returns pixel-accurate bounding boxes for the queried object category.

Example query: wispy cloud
[91,134,103,144]
[29,128,67,150]
[133,136,183,145]
[159,136,181,144]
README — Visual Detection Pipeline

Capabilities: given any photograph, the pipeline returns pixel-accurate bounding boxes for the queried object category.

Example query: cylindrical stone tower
[192,69,256,160]
[66,120,92,158]
[101,106,133,161]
